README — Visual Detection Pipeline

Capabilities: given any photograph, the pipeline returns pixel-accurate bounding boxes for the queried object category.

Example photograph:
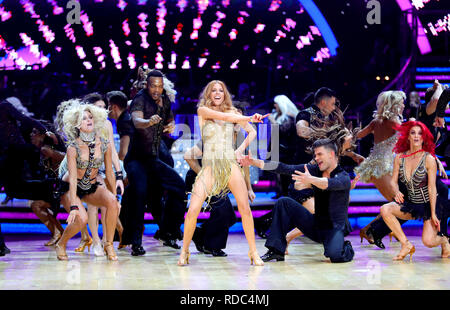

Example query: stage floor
[0,233,449,290]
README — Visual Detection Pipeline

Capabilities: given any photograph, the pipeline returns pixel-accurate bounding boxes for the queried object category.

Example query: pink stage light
[117,0,127,11]
[47,0,63,15]
[122,19,130,37]
[127,53,136,69]
[137,0,148,4]
[211,61,221,69]
[109,39,121,65]
[229,29,238,40]
[19,33,34,46]
[313,47,330,63]
[168,52,177,69]
[268,0,281,12]
[237,17,245,25]
[177,0,188,12]
[198,58,207,68]
[197,0,210,14]
[75,46,86,59]
[139,32,150,49]
[182,58,190,69]
[80,12,94,37]
[93,47,103,56]
[254,24,266,33]
[0,6,12,22]
[411,0,432,10]
[173,23,183,44]
[138,13,149,31]
[230,59,239,69]
[222,0,230,7]
[83,61,92,70]
[265,47,272,54]
[216,11,226,20]
[208,21,222,38]
[156,1,167,35]
[426,14,450,36]
[246,1,252,8]
[64,24,76,43]
[190,17,202,40]
[125,40,132,46]
[36,19,56,43]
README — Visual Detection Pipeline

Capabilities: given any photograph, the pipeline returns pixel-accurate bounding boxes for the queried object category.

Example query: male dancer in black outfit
[241,139,355,263]
[121,70,186,256]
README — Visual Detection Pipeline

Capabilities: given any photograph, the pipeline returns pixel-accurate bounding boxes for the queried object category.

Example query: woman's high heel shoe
[45,231,62,246]
[393,241,415,262]
[74,236,93,253]
[55,243,68,261]
[248,251,264,266]
[359,227,375,245]
[104,242,118,261]
[177,251,190,266]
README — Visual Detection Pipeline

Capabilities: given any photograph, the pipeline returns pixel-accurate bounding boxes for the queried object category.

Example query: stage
[1,232,449,290]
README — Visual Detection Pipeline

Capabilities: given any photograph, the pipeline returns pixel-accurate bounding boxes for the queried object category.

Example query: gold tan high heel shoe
[177,251,190,266]
[248,251,264,266]
[393,241,415,262]
[45,231,62,246]
[74,236,93,253]
[104,242,118,261]
[55,243,68,261]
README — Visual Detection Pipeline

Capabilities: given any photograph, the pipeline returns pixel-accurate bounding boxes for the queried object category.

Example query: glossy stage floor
[1,230,449,290]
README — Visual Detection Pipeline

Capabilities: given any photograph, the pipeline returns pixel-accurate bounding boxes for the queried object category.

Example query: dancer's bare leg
[87,205,101,244]
[285,197,314,254]
[56,193,88,260]
[380,202,414,260]
[178,167,212,265]
[31,200,63,245]
[228,164,263,266]
[83,187,119,260]
[422,219,450,257]
[371,175,396,202]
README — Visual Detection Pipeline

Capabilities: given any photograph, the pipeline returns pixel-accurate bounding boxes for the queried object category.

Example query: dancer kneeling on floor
[240,138,355,263]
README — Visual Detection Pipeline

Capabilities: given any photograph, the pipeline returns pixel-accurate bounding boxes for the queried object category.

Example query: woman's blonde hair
[374,90,405,122]
[54,98,82,138]
[198,80,236,113]
[62,103,108,142]
[273,94,299,124]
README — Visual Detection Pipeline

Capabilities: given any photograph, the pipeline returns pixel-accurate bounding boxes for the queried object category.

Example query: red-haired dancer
[380,121,450,261]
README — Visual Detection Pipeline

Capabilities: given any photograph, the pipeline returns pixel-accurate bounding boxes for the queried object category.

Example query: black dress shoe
[163,239,181,249]
[131,245,146,256]
[261,250,285,262]
[373,238,385,249]
[204,248,227,257]
[0,244,10,255]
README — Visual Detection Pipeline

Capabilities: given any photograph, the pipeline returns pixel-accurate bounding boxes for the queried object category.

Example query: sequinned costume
[398,152,441,220]
[354,134,398,183]
[58,137,108,199]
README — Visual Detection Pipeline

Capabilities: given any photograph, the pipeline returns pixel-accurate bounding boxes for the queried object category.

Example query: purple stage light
[139,32,149,49]
[64,24,76,43]
[75,45,86,59]
[269,0,282,12]
[127,53,136,69]
[229,29,238,40]
[177,0,187,12]
[230,59,239,69]
[137,13,149,30]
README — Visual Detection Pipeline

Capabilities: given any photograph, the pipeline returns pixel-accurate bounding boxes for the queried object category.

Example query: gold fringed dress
[193,119,244,202]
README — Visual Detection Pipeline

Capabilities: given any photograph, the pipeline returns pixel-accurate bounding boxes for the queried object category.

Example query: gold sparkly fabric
[193,120,243,201]
[354,134,398,183]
